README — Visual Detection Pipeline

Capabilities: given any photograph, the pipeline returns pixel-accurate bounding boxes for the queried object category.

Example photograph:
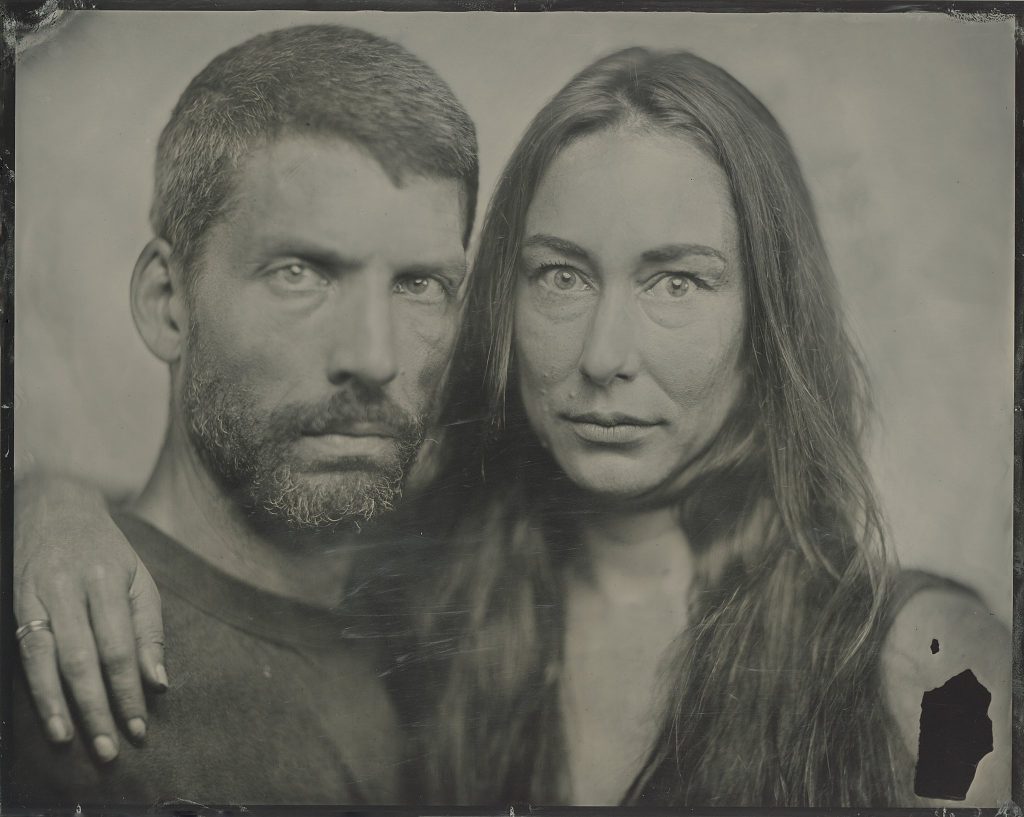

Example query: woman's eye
[394,275,447,305]
[270,263,326,291]
[646,274,693,299]
[538,266,591,293]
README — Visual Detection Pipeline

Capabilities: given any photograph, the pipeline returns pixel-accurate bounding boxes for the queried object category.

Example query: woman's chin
[557,460,671,504]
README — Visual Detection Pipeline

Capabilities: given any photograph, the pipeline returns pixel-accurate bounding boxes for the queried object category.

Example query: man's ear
[131,238,189,363]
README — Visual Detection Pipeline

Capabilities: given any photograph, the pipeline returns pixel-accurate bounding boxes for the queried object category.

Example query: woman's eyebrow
[641,244,727,265]
[523,234,595,266]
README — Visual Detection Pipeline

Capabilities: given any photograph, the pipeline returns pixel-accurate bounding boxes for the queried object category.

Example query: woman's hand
[14,474,167,762]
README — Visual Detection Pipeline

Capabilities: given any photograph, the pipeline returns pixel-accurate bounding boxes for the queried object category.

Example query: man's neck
[130,419,362,609]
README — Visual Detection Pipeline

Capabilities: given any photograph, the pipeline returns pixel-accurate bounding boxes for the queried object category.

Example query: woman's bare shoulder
[880,581,1012,806]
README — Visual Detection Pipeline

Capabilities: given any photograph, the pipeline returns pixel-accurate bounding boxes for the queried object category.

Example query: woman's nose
[579,294,641,386]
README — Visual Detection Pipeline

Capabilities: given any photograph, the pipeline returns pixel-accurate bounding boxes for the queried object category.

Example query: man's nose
[579,292,641,386]
[325,274,399,387]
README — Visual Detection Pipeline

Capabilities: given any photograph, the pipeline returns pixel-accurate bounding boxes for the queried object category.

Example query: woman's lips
[559,412,664,445]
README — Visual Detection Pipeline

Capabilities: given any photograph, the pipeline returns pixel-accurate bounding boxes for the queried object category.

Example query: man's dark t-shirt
[9,512,403,807]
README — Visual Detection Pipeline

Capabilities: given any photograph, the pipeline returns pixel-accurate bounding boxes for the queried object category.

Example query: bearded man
[9,23,477,806]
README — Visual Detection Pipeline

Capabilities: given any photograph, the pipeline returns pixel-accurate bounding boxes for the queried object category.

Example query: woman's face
[514,127,747,500]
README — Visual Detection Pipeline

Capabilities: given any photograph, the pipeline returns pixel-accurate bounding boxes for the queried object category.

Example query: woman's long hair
[411,48,906,806]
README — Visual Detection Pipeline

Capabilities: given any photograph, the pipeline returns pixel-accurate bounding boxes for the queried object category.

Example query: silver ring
[15,619,53,642]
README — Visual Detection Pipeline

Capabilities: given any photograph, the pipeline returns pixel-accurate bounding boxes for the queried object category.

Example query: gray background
[14,11,1014,622]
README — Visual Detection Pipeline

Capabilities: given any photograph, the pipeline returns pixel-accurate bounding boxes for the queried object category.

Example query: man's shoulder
[8,654,405,807]
[7,670,152,808]
[10,523,407,806]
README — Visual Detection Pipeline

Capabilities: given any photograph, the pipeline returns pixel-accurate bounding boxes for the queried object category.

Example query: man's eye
[394,275,447,304]
[537,266,592,294]
[270,263,326,291]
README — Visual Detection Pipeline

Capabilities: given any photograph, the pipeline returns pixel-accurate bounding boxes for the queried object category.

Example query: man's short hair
[151,24,479,278]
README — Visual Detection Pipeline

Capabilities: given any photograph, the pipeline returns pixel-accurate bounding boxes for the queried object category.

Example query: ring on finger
[15,619,53,641]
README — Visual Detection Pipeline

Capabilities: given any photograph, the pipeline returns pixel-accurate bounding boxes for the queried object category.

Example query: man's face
[178,135,467,530]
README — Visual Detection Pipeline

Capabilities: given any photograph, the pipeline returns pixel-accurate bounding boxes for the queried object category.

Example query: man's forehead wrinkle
[278,147,320,186]
[258,132,471,241]
[257,132,393,185]
[243,139,454,216]
[213,138,465,275]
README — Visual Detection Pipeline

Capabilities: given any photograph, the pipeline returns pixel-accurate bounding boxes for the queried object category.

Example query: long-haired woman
[404,47,1008,805]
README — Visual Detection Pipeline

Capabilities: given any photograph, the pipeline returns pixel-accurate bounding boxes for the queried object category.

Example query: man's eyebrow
[641,244,727,265]
[396,260,467,282]
[255,240,466,281]
[523,234,595,267]
[255,239,363,272]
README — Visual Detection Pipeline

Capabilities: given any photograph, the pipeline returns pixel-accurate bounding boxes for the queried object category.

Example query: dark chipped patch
[914,669,993,801]
[931,638,940,655]
[946,9,1015,25]
[1,0,83,57]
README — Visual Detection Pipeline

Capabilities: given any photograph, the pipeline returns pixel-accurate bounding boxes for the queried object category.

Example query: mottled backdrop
[14,11,1014,621]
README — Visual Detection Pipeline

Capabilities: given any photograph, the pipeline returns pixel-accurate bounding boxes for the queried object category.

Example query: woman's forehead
[524,128,738,263]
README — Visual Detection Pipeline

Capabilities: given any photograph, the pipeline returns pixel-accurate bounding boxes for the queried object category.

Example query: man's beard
[180,328,426,532]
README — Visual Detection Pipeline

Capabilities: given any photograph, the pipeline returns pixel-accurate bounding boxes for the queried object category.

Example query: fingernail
[127,717,146,741]
[93,734,118,762]
[154,663,169,690]
[45,715,69,742]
